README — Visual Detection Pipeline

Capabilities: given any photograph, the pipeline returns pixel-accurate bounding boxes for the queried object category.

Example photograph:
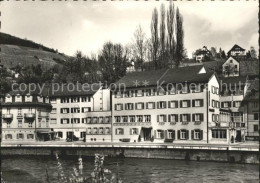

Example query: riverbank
[1,142,259,164]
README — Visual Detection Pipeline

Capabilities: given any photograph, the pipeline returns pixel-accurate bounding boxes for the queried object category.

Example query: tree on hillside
[98,42,129,84]
[175,7,185,66]
[210,47,217,58]
[250,46,257,59]
[159,4,167,69]
[150,8,160,69]
[166,1,175,68]
[131,25,148,71]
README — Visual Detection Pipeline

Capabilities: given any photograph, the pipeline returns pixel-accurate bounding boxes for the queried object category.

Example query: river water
[1,156,259,183]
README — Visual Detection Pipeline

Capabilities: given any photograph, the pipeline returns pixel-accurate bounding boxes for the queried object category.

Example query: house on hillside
[194,46,212,62]
[227,44,246,57]
[222,57,240,77]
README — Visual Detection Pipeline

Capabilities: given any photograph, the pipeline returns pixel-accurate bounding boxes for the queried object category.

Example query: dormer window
[5,94,12,103]
[25,94,32,102]
[15,94,22,102]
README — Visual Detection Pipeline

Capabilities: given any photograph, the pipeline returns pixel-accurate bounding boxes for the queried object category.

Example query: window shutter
[60,109,62,113]
[142,90,144,96]
[177,130,180,139]
[161,130,164,139]
[164,115,166,122]
[142,103,144,109]
[200,130,203,140]
[192,100,195,107]
[221,102,224,108]
[188,100,191,107]
[180,115,183,122]
[233,101,236,108]
[164,101,167,108]
[201,114,204,121]
[173,130,175,140]
[186,130,189,140]
[176,115,179,122]
[192,114,195,122]
[168,101,171,108]
[122,128,124,135]
[130,128,132,135]
[157,115,159,122]
[191,130,194,140]
[168,115,171,122]
[114,104,117,110]
[187,114,191,122]
[200,99,203,107]
[228,102,231,107]
[154,130,157,138]
[176,101,178,108]
[135,103,138,109]
[180,101,183,108]
[146,102,148,109]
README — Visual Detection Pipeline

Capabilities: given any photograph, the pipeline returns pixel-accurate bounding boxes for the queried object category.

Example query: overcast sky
[0,1,258,58]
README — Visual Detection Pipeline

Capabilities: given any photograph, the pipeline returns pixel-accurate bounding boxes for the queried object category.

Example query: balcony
[231,116,243,123]
[24,113,36,119]
[2,114,13,119]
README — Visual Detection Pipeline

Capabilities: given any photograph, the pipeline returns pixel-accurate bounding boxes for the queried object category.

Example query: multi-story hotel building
[1,90,53,142]
[111,65,228,143]
[49,83,112,142]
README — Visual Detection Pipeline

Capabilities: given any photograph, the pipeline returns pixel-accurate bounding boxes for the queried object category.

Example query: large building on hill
[111,66,230,143]
[1,90,53,142]
[49,83,112,142]
[227,44,246,57]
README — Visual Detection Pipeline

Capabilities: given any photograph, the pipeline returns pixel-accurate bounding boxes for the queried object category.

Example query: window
[254,113,259,120]
[222,102,230,108]
[116,128,124,135]
[254,125,258,132]
[71,97,80,103]
[71,107,80,113]
[17,133,24,139]
[115,91,123,98]
[50,118,57,124]
[57,132,63,138]
[99,128,104,134]
[129,116,135,122]
[80,132,86,138]
[105,127,110,134]
[82,107,91,113]
[71,118,80,124]
[131,128,138,135]
[193,99,203,107]
[136,102,144,110]
[194,130,200,140]
[156,130,164,139]
[253,102,259,108]
[61,118,70,124]
[178,130,189,140]
[136,90,144,97]
[87,128,92,134]
[193,114,203,122]
[181,100,190,108]
[18,108,22,116]
[50,98,56,103]
[212,129,227,139]
[146,89,155,96]
[157,101,166,109]
[122,116,128,123]
[180,85,188,94]
[115,104,123,111]
[167,130,175,139]
[61,108,69,114]
[169,114,178,122]
[93,127,98,134]
[137,115,143,123]
[98,117,104,124]
[233,101,241,108]
[169,101,178,108]
[86,117,91,124]
[105,117,110,124]
[215,87,219,95]
[82,118,87,124]
[7,122,11,128]
[51,108,57,114]
[61,98,70,103]
[92,117,98,124]
[157,88,166,95]
[157,115,166,122]
[168,85,176,95]
[28,122,33,128]
[18,120,22,128]
[124,91,133,98]
[181,114,190,122]
[27,134,34,139]
[125,103,134,110]
[216,101,220,108]
[5,134,12,139]
[144,115,151,122]
[115,116,121,123]
[146,102,155,109]
[82,96,91,102]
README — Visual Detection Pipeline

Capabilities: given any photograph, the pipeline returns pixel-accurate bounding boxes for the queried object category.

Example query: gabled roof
[115,65,215,89]
[227,44,245,55]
